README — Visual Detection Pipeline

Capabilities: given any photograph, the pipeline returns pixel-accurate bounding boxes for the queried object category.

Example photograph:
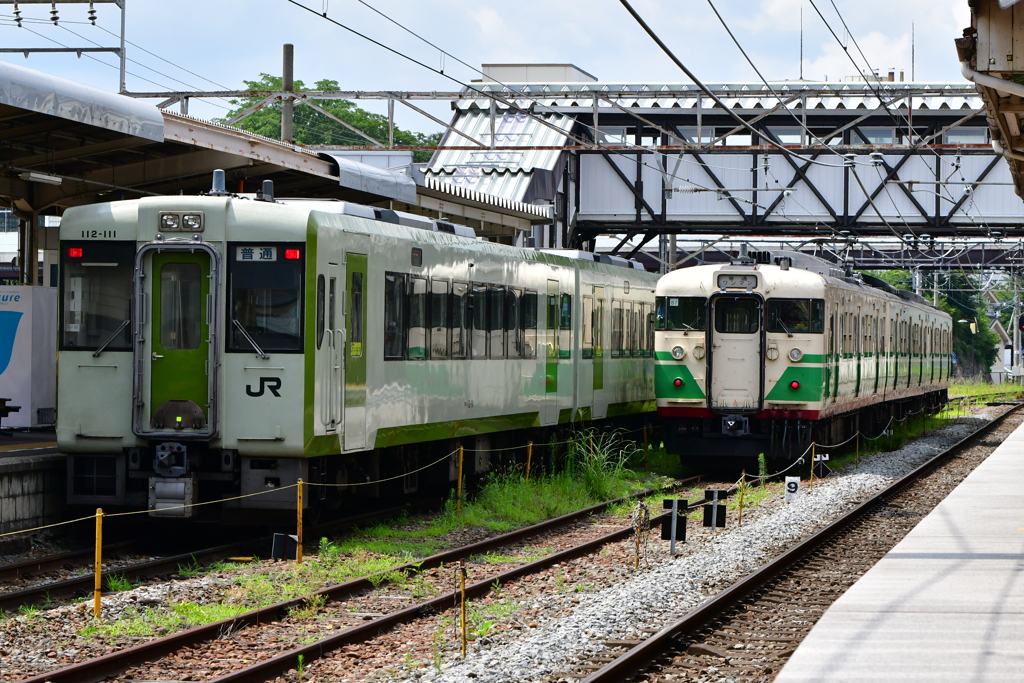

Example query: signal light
[284,249,301,260]
[1018,314,1024,333]
[673,378,684,388]
[790,380,800,390]
[68,247,83,258]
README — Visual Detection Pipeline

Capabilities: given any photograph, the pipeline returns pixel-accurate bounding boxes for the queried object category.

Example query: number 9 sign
[784,476,801,503]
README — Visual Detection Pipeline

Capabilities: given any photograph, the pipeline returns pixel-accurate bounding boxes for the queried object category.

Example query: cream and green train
[58,177,659,519]
[655,252,952,463]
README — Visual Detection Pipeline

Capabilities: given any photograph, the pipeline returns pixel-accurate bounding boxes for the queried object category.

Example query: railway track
[15,479,698,683]
[0,501,445,614]
[569,404,1022,683]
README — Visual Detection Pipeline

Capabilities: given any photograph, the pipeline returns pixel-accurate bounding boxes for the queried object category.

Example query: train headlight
[788,348,803,362]
[160,213,181,231]
[182,213,203,231]
[671,345,686,360]
[693,344,706,360]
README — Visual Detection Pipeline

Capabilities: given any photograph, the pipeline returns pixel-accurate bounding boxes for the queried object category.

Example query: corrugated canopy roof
[0,59,163,141]
[454,81,981,112]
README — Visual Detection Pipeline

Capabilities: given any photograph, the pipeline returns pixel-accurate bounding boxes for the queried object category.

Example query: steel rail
[581,404,1021,683]
[20,477,698,683]
[0,541,249,613]
[0,502,422,613]
[0,542,133,583]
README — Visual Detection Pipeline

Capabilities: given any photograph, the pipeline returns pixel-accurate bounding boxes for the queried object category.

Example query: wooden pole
[457,446,464,514]
[93,508,103,619]
[296,478,304,564]
[738,471,745,527]
[810,443,815,491]
[459,561,468,658]
[525,441,533,482]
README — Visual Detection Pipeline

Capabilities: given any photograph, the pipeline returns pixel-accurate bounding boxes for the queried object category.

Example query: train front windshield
[60,242,135,352]
[228,244,304,353]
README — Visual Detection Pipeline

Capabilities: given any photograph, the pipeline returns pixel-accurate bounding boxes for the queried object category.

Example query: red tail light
[284,249,301,260]
[673,378,684,388]
[68,247,83,258]
[790,380,800,390]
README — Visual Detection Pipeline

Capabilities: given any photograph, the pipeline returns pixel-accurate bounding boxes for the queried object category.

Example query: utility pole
[933,271,939,306]
[1014,271,1021,382]
[282,44,295,145]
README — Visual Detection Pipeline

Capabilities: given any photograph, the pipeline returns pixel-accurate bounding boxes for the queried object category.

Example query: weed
[758,452,768,484]
[177,557,202,578]
[297,653,305,683]
[17,604,40,618]
[105,574,133,592]
[77,625,99,636]
[289,593,327,621]
[432,623,445,673]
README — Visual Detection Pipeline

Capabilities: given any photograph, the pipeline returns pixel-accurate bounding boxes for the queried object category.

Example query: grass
[950,380,1021,398]
[104,574,133,592]
[80,602,248,638]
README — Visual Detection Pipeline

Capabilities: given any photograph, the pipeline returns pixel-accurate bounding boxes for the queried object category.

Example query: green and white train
[59,177,659,519]
[655,251,952,463]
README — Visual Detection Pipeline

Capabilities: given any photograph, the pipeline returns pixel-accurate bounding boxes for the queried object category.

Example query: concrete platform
[776,419,1024,682]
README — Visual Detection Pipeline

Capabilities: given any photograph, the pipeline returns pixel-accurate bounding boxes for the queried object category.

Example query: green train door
[343,253,367,450]
[148,250,211,433]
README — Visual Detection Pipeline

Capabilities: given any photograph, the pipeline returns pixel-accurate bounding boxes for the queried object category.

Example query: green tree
[221,74,442,163]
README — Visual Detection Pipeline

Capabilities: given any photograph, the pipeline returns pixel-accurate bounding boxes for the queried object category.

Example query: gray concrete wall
[0,454,66,537]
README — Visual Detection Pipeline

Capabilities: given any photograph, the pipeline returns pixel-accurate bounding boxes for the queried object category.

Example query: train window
[159,263,202,350]
[658,296,706,331]
[60,241,135,352]
[714,297,759,334]
[594,291,605,361]
[471,284,488,359]
[228,244,304,353]
[489,286,506,359]
[624,301,634,356]
[559,294,572,359]
[316,275,325,350]
[766,299,824,334]
[407,277,428,360]
[546,282,559,360]
[582,296,594,359]
[328,277,336,332]
[451,281,469,359]
[611,300,623,358]
[521,290,538,358]
[350,272,363,356]
[639,303,650,357]
[383,272,405,360]
[429,279,449,359]
[507,288,522,359]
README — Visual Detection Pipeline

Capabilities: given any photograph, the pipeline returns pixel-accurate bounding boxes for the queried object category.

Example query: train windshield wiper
[232,319,270,359]
[92,319,130,357]
[777,319,794,337]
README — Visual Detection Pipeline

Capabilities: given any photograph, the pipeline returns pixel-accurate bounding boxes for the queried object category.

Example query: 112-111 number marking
[80,230,117,238]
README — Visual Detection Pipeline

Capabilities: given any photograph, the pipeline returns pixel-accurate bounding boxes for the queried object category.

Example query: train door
[707,293,763,412]
[134,243,220,438]
[324,264,342,432]
[343,254,367,450]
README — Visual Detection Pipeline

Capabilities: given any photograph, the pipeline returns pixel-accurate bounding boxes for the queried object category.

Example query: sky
[0,0,973,137]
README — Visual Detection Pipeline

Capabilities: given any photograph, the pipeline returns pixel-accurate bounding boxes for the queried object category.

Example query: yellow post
[459,561,468,658]
[296,478,304,564]
[642,425,649,472]
[809,443,815,491]
[93,507,103,619]
[738,471,745,527]
[525,442,533,482]
[457,446,464,514]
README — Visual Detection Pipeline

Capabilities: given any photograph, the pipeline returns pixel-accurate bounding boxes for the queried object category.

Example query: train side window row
[383,272,538,361]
